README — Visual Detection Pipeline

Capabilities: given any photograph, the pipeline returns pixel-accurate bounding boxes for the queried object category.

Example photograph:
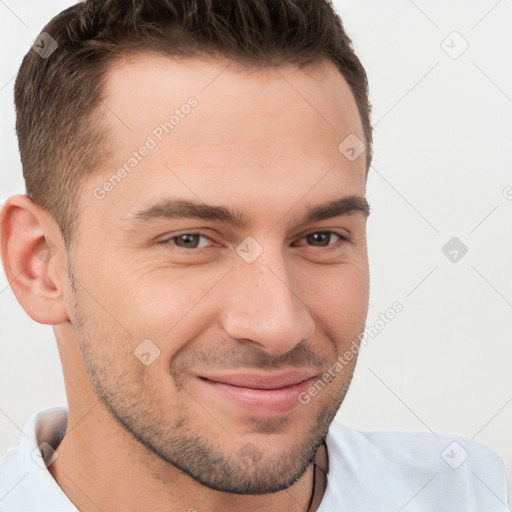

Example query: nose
[220,247,315,356]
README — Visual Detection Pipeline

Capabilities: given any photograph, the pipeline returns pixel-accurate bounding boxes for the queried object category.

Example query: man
[0,0,508,510]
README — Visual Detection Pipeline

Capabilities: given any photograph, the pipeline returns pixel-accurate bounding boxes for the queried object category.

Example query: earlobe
[0,194,69,325]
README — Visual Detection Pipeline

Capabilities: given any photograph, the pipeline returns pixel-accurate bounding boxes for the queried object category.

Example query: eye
[161,233,214,249]
[159,230,347,251]
[294,231,346,248]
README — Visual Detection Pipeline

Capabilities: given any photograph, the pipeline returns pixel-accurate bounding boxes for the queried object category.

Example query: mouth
[195,370,317,415]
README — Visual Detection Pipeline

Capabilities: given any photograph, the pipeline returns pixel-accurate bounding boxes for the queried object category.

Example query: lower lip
[197,377,315,415]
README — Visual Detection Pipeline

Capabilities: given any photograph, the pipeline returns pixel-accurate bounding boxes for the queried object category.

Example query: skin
[0,53,369,512]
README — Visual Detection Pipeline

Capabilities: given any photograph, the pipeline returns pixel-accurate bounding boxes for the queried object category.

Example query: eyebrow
[128,195,370,228]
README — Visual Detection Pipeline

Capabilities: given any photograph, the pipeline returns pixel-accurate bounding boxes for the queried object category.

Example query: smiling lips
[197,370,317,414]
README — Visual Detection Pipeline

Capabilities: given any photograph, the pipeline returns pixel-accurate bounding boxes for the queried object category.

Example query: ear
[0,194,69,324]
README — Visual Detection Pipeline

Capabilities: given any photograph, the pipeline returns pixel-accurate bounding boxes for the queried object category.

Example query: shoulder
[328,421,506,470]
[321,421,509,512]
[0,406,72,511]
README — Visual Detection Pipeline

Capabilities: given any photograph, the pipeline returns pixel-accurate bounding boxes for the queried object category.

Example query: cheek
[101,265,228,366]
[76,253,192,331]
[295,261,369,324]
[338,266,369,327]
[126,268,220,322]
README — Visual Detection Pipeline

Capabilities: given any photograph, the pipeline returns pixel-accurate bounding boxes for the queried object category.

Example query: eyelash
[159,230,348,251]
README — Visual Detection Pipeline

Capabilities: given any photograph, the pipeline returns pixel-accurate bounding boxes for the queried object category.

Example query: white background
[1,0,511,502]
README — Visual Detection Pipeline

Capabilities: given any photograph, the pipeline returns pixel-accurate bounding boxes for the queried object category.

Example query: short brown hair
[14,0,372,249]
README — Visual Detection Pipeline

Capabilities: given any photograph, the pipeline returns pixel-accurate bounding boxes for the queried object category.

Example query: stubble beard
[67,268,358,495]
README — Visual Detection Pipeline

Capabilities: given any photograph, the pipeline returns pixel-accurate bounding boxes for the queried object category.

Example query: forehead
[99,52,364,161]
[102,52,361,118]
[84,53,367,227]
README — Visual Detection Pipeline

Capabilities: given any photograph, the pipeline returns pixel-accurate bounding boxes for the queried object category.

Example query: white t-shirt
[0,406,509,511]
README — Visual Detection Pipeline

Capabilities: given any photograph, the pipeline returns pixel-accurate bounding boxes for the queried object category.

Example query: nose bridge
[221,244,315,355]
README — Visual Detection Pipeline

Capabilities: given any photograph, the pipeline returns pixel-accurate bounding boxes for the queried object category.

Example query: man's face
[63,54,369,494]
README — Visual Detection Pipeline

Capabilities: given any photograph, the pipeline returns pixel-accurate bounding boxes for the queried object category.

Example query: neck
[48,401,319,512]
